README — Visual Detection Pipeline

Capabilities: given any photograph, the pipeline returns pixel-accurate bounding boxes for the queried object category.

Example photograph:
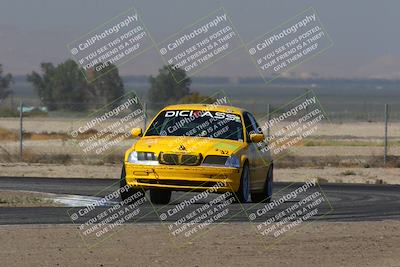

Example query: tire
[251,163,273,203]
[150,189,172,205]
[120,164,144,204]
[234,162,250,203]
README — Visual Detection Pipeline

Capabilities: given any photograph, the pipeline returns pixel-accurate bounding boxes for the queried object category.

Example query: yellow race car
[120,104,273,204]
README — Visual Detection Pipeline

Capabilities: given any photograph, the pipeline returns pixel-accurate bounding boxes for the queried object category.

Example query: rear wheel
[120,165,144,204]
[150,189,172,205]
[251,163,273,203]
[234,162,250,203]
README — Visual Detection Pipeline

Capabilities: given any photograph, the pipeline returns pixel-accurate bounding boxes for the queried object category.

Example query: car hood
[133,136,246,156]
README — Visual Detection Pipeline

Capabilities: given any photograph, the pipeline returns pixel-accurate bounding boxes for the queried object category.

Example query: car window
[145,110,244,141]
[247,113,262,134]
[243,112,257,142]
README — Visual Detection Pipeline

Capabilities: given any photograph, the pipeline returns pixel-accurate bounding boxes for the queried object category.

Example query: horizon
[1,0,399,79]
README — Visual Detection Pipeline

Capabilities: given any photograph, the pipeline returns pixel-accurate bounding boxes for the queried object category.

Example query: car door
[248,113,272,163]
[243,112,268,191]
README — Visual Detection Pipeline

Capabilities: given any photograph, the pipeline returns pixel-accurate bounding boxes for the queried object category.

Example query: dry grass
[0,129,133,142]
[304,139,400,147]
[341,170,357,176]
[0,127,17,141]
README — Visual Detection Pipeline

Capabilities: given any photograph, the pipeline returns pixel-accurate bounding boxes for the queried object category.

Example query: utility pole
[19,102,23,161]
[143,102,147,130]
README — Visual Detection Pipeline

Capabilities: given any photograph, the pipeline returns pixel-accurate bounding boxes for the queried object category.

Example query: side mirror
[250,133,264,143]
[131,128,143,137]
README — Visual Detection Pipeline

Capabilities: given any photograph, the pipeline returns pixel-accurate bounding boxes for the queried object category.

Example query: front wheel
[234,162,250,203]
[251,163,273,203]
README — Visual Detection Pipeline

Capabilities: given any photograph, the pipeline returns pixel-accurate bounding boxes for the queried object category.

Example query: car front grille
[181,154,199,165]
[160,153,179,165]
[159,152,202,166]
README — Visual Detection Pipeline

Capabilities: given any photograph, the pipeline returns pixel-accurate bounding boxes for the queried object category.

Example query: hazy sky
[0,0,399,79]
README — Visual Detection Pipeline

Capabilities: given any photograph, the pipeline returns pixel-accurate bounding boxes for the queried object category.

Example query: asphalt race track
[0,177,399,225]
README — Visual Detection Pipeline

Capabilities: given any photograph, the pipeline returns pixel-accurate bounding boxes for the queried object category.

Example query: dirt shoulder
[0,163,399,185]
[0,221,399,267]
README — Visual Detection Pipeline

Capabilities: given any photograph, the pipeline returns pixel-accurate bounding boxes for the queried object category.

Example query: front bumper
[124,163,241,192]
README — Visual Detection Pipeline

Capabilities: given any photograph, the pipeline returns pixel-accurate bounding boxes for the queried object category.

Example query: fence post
[384,104,388,165]
[19,102,23,161]
[10,92,14,110]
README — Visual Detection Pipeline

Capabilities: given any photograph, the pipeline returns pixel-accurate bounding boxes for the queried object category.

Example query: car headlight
[224,155,240,168]
[128,151,158,165]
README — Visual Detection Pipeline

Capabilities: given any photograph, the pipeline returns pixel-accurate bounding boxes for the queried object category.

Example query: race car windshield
[145,110,244,141]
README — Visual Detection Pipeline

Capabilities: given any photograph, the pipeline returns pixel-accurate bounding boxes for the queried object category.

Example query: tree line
[0,61,211,112]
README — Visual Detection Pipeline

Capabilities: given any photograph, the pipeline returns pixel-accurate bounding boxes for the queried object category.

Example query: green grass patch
[0,195,54,205]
